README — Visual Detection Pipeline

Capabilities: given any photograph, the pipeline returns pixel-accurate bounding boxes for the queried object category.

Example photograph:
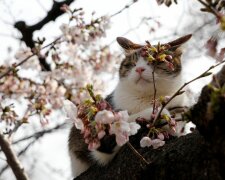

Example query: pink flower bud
[88,141,100,151]
[157,133,165,140]
[97,130,106,139]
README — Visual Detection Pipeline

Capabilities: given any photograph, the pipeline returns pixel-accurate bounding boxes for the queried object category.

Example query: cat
[68,34,192,178]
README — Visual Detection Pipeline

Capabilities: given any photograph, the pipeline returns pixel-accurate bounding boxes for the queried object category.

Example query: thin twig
[12,123,66,145]
[127,142,150,165]
[154,59,225,122]
[0,37,61,80]
[197,0,219,18]
[110,0,138,18]
[152,65,157,116]
[8,121,23,138]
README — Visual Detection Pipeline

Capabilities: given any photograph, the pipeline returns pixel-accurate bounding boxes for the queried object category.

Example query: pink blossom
[94,110,115,124]
[116,110,129,121]
[37,85,46,94]
[88,141,100,151]
[168,126,176,136]
[169,118,176,126]
[128,122,140,136]
[47,79,58,93]
[97,130,106,139]
[115,132,129,146]
[157,133,165,140]
[140,136,152,148]
[151,139,165,149]
[74,118,84,131]
[63,100,84,131]
[110,113,140,146]
[56,86,66,96]
[83,128,91,138]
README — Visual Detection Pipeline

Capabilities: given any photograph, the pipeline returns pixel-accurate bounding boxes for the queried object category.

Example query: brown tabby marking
[119,48,183,78]
[68,126,93,164]
[119,52,139,77]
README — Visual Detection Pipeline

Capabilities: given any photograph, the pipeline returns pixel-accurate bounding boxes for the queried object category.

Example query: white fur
[113,58,186,115]
[69,151,90,178]
[91,146,120,165]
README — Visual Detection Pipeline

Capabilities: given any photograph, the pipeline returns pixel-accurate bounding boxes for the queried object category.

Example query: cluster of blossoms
[139,100,177,149]
[140,42,175,71]
[0,6,120,131]
[64,84,179,151]
[60,5,110,45]
[0,104,18,124]
[64,85,140,150]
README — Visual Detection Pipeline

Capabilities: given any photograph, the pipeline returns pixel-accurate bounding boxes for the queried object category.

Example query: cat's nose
[135,67,145,74]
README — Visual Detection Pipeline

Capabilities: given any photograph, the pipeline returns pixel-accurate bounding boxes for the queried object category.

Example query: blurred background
[0,0,224,179]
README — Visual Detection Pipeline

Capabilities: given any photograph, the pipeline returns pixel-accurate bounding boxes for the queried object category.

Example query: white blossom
[110,111,140,146]
[95,110,115,124]
[140,136,152,148]
[63,100,84,131]
[151,139,165,149]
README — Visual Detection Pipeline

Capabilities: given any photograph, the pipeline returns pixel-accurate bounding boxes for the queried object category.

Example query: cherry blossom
[110,111,140,146]
[63,100,84,131]
[94,110,115,124]
[140,136,165,149]
[140,136,152,148]
[151,139,165,149]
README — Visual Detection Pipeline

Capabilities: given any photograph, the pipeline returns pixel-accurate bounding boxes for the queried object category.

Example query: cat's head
[116,35,192,92]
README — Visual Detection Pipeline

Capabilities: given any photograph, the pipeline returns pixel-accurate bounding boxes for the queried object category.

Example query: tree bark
[0,132,29,180]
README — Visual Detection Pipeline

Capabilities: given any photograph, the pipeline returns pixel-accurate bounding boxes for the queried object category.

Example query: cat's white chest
[112,78,187,114]
[113,82,152,114]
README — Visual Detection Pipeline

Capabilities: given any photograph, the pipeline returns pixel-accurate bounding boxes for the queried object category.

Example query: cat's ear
[167,34,192,50]
[116,37,143,54]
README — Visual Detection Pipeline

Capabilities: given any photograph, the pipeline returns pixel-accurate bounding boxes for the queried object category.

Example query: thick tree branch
[0,132,29,180]
[14,0,75,71]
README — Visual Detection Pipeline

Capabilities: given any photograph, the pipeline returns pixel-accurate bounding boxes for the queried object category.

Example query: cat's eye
[124,62,136,68]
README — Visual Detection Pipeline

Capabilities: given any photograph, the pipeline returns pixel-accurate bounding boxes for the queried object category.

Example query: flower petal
[116,133,129,146]
[95,110,115,124]
[129,122,140,135]
[63,100,77,121]
[151,139,165,149]
[140,136,152,148]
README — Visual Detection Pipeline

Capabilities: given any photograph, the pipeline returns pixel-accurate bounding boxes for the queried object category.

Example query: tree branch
[0,37,61,80]
[14,0,75,71]
[154,59,225,122]
[0,122,67,175]
[0,132,29,180]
